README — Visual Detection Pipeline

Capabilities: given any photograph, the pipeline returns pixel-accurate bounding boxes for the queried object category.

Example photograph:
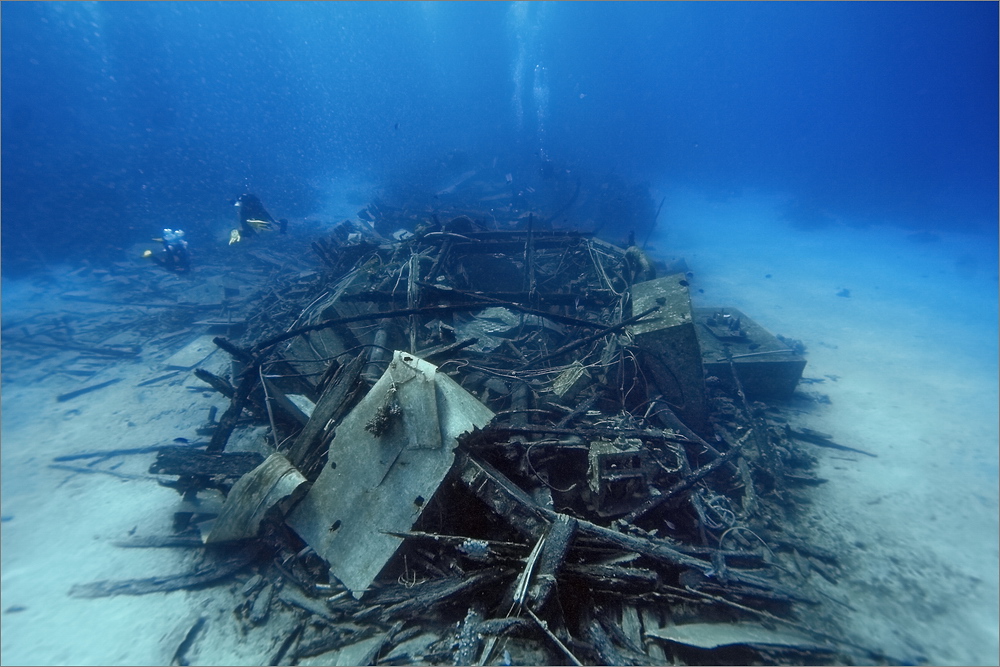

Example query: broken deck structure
[58,184,882,665]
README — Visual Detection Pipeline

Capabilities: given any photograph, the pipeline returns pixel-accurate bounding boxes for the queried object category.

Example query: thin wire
[586,241,625,296]
[525,441,579,494]
[259,365,281,450]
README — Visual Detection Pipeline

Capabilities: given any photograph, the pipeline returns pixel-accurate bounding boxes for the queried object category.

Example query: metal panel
[286,351,493,598]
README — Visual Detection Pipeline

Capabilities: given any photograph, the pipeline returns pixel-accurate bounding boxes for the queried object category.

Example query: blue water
[2,1,996,273]
[2,2,997,664]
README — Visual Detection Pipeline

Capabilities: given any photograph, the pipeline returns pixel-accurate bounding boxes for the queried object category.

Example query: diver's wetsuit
[152,234,190,272]
[235,193,287,236]
[161,242,190,272]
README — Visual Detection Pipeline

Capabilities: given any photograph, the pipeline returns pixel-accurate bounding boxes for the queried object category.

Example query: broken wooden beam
[208,365,261,452]
[453,450,550,539]
[357,567,508,621]
[212,336,254,365]
[563,563,660,593]
[284,353,364,469]
[150,447,264,478]
[193,368,236,399]
[528,513,578,610]
[467,424,692,447]
[455,450,717,576]
[252,303,516,354]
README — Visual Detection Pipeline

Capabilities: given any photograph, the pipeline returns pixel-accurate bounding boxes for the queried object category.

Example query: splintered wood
[63,193,876,665]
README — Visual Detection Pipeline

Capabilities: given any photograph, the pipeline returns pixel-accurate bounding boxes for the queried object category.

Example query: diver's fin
[245,218,273,232]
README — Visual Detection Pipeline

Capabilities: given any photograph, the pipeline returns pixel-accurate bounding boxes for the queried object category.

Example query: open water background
[2,3,997,664]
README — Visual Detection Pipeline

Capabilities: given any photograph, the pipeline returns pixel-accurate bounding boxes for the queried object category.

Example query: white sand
[0,266,273,665]
[652,187,999,665]
[2,189,997,665]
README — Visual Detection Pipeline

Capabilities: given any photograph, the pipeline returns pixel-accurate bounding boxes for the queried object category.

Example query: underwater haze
[2,2,998,665]
[1,1,997,271]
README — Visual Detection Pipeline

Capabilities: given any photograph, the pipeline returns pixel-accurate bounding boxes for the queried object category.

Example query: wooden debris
[150,447,264,479]
[60,183,880,666]
[193,369,236,398]
[69,548,258,598]
[167,615,206,666]
[284,353,364,469]
[527,513,577,610]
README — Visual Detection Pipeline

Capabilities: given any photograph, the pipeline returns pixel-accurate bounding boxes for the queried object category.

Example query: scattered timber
[58,180,881,666]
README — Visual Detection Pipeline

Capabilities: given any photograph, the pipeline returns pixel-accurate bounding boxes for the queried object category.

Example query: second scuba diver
[231,193,288,244]
[143,228,191,272]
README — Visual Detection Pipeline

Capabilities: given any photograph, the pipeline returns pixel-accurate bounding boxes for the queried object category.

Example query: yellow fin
[246,218,272,231]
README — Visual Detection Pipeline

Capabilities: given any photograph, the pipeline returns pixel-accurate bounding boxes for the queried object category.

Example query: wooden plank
[285,354,363,468]
[527,513,577,610]
[150,447,264,478]
[453,450,550,539]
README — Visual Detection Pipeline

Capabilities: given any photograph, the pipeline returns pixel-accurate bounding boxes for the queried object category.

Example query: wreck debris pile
[61,199,883,665]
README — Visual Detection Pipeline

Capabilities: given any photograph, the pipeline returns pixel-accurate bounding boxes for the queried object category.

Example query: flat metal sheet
[286,351,493,598]
[207,453,306,543]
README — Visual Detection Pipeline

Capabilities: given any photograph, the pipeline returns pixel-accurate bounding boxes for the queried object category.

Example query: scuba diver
[143,228,191,273]
[230,193,288,244]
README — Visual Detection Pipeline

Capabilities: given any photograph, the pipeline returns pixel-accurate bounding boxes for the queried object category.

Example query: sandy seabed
[2,189,997,665]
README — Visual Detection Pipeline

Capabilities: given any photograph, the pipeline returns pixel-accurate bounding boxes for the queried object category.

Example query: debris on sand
[63,176,889,666]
